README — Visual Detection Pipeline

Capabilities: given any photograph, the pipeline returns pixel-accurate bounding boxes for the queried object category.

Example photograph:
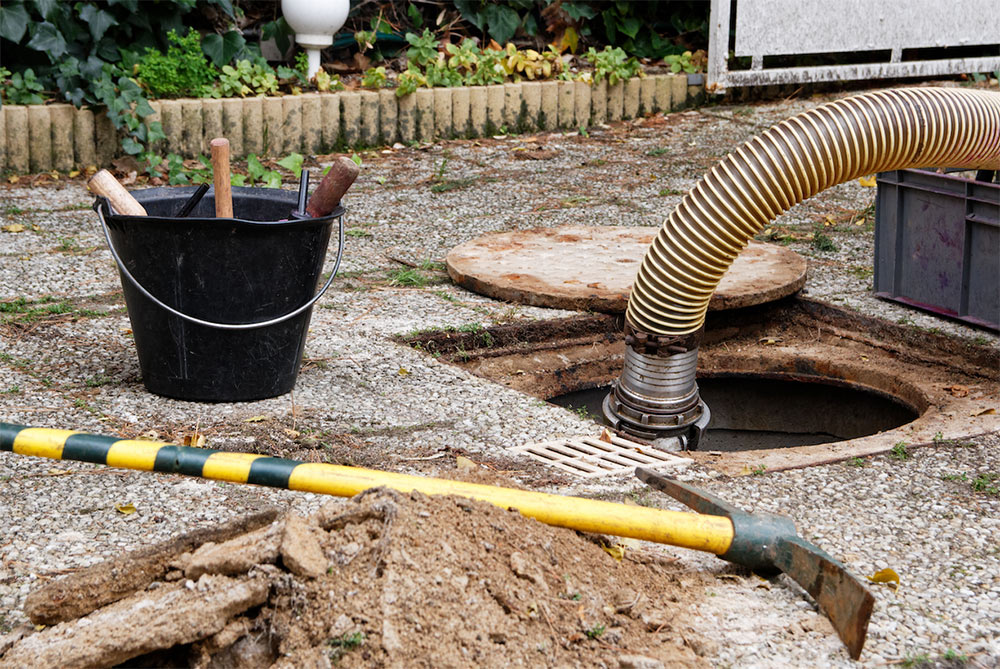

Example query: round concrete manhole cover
[446,225,808,312]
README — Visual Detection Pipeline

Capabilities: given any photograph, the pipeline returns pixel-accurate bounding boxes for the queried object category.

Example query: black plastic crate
[874,169,999,332]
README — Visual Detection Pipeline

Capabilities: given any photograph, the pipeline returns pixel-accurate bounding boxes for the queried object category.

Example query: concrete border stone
[607,81,624,122]
[243,97,264,156]
[360,91,380,147]
[72,108,96,168]
[573,81,591,129]
[50,105,74,173]
[433,88,452,139]
[181,100,203,158]
[378,90,398,145]
[282,96,303,154]
[301,93,322,155]
[591,80,607,125]
[451,87,470,139]
[6,106,29,174]
[94,111,116,166]
[623,78,640,119]
[222,99,244,157]
[558,80,575,128]
[486,85,504,135]
[503,83,521,131]
[539,81,558,131]
[0,105,5,173]
[521,82,541,132]
[341,92,361,149]
[416,88,434,143]
[203,99,224,153]
[320,93,340,152]
[397,92,416,144]
[640,77,656,115]
[469,86,487,137]
[28,106,52,173]
[262,97,284,156]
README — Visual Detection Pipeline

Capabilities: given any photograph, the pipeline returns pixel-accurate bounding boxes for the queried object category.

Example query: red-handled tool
[304,156,360,218]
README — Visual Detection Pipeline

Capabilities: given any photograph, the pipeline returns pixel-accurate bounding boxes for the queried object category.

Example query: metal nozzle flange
[603,339,711,449]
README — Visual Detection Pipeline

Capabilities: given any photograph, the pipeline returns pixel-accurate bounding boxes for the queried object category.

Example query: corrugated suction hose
[606,87,1000,446]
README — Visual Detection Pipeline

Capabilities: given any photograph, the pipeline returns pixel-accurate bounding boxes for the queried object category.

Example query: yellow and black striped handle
[0,423,734,555]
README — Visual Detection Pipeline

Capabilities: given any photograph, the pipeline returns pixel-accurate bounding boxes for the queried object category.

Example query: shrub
[137,29,217,99]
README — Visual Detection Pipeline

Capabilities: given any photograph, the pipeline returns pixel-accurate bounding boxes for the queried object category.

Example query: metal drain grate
[510,433,691,478]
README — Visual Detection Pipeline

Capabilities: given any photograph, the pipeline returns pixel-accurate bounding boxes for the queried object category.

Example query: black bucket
[95,186,345,402]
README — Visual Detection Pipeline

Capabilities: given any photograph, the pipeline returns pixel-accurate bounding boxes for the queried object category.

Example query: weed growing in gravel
[85,374,113,388]
[848,457,866,467]
[943,649,968,662]
[658,187,684,196]
[646,147,669,156]
[432,290,458,303]
[900,653,931,668]
[430,177,478,192]
[2,385,20,394]
[972,473,999,496]
[890,442,910,460]
[751,464,767,475]
[386,268,429,287]
[584,624,606,639]
[811,227,838,253]
[344,228,373,238]
[941,473,968,482]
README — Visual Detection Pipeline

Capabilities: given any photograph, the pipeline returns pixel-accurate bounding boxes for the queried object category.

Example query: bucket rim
[95,185,346,226]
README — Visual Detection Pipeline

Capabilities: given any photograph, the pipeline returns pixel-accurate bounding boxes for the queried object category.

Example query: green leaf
[263,171,282,188]
[563,2,596,21]
[0,3,31,43]
[483,4,519,44]
[276,152,304,177]
[78,4,118,43]
[261,18,292,54]
[33,0,59,21]
[206,0,235,19]
[202,30,246,67]
[27,21,68,59]
[618,17,641,40]
[407,3,423,28]
[121,136,144,155]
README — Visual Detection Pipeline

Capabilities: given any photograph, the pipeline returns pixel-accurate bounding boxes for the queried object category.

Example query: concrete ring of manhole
[399,300,1000,476]
[445,225,809,312]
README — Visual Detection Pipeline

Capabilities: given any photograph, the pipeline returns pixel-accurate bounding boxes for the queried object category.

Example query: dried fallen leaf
[601,543,625,562]
[398,367,411,376]
[972,407,996,416]
[68,169,81,178]
[599,428,614,443]
[858,175,877,187]
[244,415,269,423]
[945,384,970,398]
[456,455,477,470]
[284,428,301,439]
[183,433,206,447]
[759,336,782,345]
[2,224,26,233]
[115,503,137,515]
[7,175,19,184]
[867,567,900,587]
[47,468,72,476]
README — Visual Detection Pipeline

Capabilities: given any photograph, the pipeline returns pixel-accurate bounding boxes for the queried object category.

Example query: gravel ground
[2,82,998,667]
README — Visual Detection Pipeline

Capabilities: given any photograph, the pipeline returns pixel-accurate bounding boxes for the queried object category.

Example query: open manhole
[399,298,999,475]
[548,376,919,452]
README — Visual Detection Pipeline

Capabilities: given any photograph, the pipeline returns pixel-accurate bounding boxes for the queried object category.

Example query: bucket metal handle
[96,205,345,331]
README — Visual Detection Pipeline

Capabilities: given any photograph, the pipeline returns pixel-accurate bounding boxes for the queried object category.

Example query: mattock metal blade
[636,467,875,660]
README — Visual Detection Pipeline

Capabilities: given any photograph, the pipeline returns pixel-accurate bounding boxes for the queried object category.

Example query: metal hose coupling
[603,326,710,449]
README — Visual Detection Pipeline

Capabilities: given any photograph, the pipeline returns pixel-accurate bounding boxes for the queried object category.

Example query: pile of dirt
[1,489,713,668]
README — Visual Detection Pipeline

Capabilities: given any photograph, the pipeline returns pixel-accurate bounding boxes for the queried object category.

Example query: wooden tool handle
[305,156,360,218]
[210,137,233,218]
[87,169,147,216]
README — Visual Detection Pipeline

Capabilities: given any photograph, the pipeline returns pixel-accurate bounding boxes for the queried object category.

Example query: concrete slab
[446,225,808,313]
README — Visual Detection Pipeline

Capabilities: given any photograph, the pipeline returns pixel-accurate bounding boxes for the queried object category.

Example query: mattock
[0,423,873,658]
[637,467,874,659]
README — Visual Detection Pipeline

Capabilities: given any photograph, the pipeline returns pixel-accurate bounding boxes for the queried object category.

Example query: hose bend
[607,87,1000,445]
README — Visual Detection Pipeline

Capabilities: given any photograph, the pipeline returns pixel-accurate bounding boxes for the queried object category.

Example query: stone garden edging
[0,73,704,173]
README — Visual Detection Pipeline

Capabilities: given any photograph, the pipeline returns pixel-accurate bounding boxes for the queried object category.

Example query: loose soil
[2,489,712,668]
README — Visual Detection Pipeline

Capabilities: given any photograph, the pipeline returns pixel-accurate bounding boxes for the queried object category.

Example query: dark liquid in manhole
[549,376,919,451]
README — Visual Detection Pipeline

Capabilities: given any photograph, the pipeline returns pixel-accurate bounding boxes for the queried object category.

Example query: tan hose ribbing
[627,87,1000,336]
